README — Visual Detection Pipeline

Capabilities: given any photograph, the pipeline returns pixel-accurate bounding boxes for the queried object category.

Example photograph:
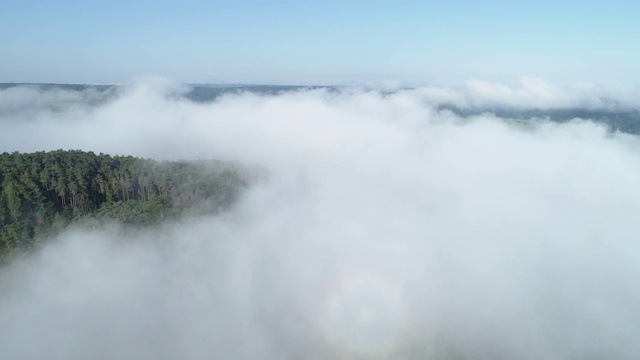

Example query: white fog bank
[1,78,640,359]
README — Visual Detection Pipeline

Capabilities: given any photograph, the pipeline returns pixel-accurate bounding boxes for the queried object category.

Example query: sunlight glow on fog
[322,270,405,357]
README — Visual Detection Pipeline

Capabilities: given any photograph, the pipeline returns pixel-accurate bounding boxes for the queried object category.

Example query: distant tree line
[0,150,249,263]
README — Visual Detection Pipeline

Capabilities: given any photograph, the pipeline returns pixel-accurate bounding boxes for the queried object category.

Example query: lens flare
[321,270,406,358]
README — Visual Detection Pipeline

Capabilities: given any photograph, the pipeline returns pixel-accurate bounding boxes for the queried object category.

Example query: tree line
[0,150,249,263]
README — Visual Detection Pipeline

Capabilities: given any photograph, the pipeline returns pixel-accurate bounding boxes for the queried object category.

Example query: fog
[2,78,640,359]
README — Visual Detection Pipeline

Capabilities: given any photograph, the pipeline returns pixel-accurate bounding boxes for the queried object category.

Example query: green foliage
[0,150,249,263]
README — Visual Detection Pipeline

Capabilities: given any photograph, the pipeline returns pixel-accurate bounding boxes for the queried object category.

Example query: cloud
[414,77,640,111]
[465,77,579,108]
[1,79,640,359]
[0,84,117,118]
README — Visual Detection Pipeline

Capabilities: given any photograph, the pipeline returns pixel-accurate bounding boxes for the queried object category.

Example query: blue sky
[1,0,639,85]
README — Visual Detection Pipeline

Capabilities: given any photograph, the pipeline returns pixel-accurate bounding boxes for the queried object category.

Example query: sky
[1,0,639,85]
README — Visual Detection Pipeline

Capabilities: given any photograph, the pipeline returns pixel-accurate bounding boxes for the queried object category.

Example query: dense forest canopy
[0,150,250,263]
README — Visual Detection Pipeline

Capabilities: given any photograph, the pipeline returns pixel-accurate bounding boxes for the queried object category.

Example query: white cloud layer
[414,77,640,110]
[1,78,640,359]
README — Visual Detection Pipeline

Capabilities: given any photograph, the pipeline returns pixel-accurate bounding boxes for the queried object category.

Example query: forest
[0,150,250,263]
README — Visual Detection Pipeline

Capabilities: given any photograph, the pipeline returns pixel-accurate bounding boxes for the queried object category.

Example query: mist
[2,78,640,359]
